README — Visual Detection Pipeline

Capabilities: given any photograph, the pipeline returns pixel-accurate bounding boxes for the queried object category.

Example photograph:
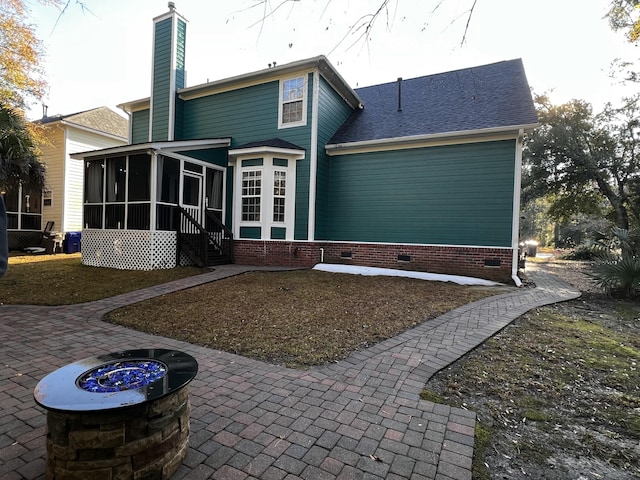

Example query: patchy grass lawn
[422,262,640,480]
[0,254,206,305]
[106,269,502,368]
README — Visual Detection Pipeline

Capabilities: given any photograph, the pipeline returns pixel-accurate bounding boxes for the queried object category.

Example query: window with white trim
[241,170,261,221]
[279,76,307,128]
[233,155,298,240]
[273,170,286,222]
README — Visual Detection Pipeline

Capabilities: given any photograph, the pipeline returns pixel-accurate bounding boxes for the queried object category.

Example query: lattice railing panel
[81,230,180,270]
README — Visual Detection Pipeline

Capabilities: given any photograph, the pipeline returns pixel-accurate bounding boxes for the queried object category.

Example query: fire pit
[34,349,198,480]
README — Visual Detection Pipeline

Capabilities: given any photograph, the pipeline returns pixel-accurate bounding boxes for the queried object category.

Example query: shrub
[589,227,640,298]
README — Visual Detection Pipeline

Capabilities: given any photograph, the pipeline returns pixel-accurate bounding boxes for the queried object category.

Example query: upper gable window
[279,76,307,128]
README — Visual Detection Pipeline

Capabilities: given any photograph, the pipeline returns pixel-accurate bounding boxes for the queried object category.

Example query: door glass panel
[205,169,223,210]
[182,175,200,207]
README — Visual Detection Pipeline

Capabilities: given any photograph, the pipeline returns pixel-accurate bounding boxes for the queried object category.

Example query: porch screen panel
[21,187,42,230]
[128,154,151,201]
[84,205,102,229]
[85,160,104,203]
[105,204,125,229]
[3,190,18,229]
[156,155,179,230]
[157,156,179,203]
[127,154,151,230]
[106,157,126,202]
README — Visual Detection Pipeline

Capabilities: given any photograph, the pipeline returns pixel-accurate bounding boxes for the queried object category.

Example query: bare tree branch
[51,0,95,35]
[460,0,478,46]
[243,0,479,52]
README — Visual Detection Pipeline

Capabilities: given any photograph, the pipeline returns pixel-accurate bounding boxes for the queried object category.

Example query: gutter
[326,123,539,155]
[511,128,525,287]
[70,138,231,160]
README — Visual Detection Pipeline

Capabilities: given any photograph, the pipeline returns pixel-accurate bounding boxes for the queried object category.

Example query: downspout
[308,70,320,241]
[511,129,524,287]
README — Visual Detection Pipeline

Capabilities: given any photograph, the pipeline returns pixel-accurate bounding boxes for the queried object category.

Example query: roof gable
[39,107,128,139]
[329,59,537,145]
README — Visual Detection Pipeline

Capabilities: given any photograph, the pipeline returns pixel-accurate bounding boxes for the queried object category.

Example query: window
[232,155,299,241]
[241,171,261,221]
[273,171,286,222]
[279,76,306,128]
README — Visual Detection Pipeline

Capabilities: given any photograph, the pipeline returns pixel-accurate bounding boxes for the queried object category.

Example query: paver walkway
[0,265,580,480]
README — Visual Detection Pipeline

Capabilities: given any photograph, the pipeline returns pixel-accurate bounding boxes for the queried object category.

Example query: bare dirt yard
[423,259,640,480]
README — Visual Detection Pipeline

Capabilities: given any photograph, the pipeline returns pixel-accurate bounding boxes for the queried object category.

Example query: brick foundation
[44,387,190,480]
[233,240,515,283]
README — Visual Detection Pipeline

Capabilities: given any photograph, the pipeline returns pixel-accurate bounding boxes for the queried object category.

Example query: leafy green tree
[0,105,45,191]
[523,94,640,231]
[0,0,60,189]
[0,0,50,108]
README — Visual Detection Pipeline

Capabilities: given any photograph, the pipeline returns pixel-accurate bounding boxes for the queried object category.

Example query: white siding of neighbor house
[64,128,126,232]
[40,127,66,232]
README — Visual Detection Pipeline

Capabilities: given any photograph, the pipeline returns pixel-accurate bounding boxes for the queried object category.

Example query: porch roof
[70,138,231,160]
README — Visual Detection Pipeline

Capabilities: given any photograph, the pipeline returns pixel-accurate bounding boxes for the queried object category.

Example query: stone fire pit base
[45,386,190,480]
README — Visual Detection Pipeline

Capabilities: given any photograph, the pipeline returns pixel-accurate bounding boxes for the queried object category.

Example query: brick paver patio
[0,265,580,480]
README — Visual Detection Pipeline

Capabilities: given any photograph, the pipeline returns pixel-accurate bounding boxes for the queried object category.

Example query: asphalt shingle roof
[234,138,305,151]
[329,59,537,145]
[38,107,128,139]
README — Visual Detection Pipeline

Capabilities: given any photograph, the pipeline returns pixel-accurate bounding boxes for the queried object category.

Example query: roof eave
[58,120,128,142]
[70,138,232,160]
[229,145,306,158]
[117,98,151,113]
[178,56,363,109]
[325,123,539,155]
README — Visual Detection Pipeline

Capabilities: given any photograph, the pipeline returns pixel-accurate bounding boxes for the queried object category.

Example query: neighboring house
[72,5,537,283]
[5,107,128,250]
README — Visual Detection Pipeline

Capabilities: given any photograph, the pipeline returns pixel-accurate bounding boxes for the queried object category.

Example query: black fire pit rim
[33,348,198,413]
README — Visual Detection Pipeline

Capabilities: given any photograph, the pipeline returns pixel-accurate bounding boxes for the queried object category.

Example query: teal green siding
[240,227,261,239]
[241,158,263,167]
[175,19,186,89]
[271,227,286,239]
[315,76,355,239]
[273,158,288,167]
[131,109,150,144]
[182,74,314,240]
[176,148,227,167]
[173,19,186,139]
[151,18,172,141]
[326,140,516,247]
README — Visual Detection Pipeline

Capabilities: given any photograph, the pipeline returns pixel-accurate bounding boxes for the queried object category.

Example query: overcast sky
[26,0,638,120]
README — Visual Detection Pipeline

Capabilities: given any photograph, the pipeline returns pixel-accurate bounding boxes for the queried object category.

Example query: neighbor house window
[241,170,261,221]
[279,76,307,128]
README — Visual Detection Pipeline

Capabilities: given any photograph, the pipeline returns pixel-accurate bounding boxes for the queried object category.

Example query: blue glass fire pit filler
[78,360,168,393]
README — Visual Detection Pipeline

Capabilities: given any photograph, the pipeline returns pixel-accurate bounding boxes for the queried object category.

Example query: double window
[279,76,307,128]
